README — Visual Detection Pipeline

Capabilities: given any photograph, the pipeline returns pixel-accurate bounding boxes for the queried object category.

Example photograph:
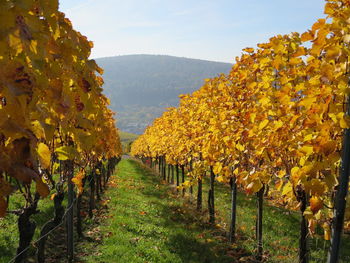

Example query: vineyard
[1,0,350,263]
[131,1,350,262]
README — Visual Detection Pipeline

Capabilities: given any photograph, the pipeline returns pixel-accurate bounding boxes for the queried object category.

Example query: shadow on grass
[0,193,67,263]
[130,159,350,263]
[128,159,257,263]
[0,242,17,263]
[74,159,350,263]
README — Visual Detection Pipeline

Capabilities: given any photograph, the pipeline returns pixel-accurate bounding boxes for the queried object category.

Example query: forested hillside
[96,55,232,133]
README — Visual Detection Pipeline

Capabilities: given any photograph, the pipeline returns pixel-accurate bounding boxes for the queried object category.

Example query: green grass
[78,159,238,263]
[180,167,350,263]
[79,159,350,263]
[0,186,68,263]
[177,165,350,263]
[2,159,348,263]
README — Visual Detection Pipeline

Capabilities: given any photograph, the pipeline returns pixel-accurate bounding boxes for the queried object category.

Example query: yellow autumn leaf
[223,136,230,143]
[305,179,326,196]
[291,166,303,184]
[293,46,306,57]
[272,55,283,69]
[301,31,314,42]
[243,47,254,53]
[299,97,317,110]
[277,170,286,178]
[250,113,256,123]
[268,110,276,116]
[339,116,350,129]
[29,40,38,54]
[235,143,245,152]
[258,119,269,130]
[312,18,326,31]
[31,120,46,140]
[299,157,307,166]
[324,3,335,15]
[246,180,263,195]
[323,223,331,241]
[303,134,313,142]
[72,176,84,194]
[50,193,57,200]
[299,145,313,156]
[274,120,283,130]
[55,146,78,161]
[325,45,341,59]
[216,175,225,183]
[282,182,293,196]
[37,143,51,169]
[328,113,337,123]
[289,57,302,66]
[213,162,223,175]
[291,166,299,175]
[8,30,23,55]
[259,97,270,106]
[183,181,191,188]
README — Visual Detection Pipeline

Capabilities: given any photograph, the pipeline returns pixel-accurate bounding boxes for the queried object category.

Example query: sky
[59,0,326,63]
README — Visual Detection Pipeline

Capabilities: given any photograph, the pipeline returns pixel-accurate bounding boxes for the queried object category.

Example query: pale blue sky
[59,0,326,63]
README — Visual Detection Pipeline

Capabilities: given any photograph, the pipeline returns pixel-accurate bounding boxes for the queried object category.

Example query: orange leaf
[50,193,57,200]
[243,47,254,53]
[301,31,314,42]
[36,178,50,198]
[310,196,323,214]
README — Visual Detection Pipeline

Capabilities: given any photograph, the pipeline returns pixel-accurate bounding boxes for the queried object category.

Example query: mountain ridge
[95,54,232,134]
[95,54,232,64]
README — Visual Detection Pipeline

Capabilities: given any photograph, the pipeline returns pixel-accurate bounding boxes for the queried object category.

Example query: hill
[96,55,232,134]
[119,131,139,142]
[119,131,138,153]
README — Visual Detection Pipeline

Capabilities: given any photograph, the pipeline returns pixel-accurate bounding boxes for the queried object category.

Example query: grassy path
[78,158,350,263]
[78,159,238,263]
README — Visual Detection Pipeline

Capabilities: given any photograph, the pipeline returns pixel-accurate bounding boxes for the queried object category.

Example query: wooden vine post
[197,177,202,211]
[229,175,237,243]
[327,95,350,263]
[176,164,180,192]
[163,156,166,181]
[66,159,74,263]
[171,165,175,184]
[181,165,186,196]
[208,166,215,224]
[256,185,264,261]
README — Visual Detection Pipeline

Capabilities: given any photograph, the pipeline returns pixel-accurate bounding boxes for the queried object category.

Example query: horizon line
[92,53,233,64]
